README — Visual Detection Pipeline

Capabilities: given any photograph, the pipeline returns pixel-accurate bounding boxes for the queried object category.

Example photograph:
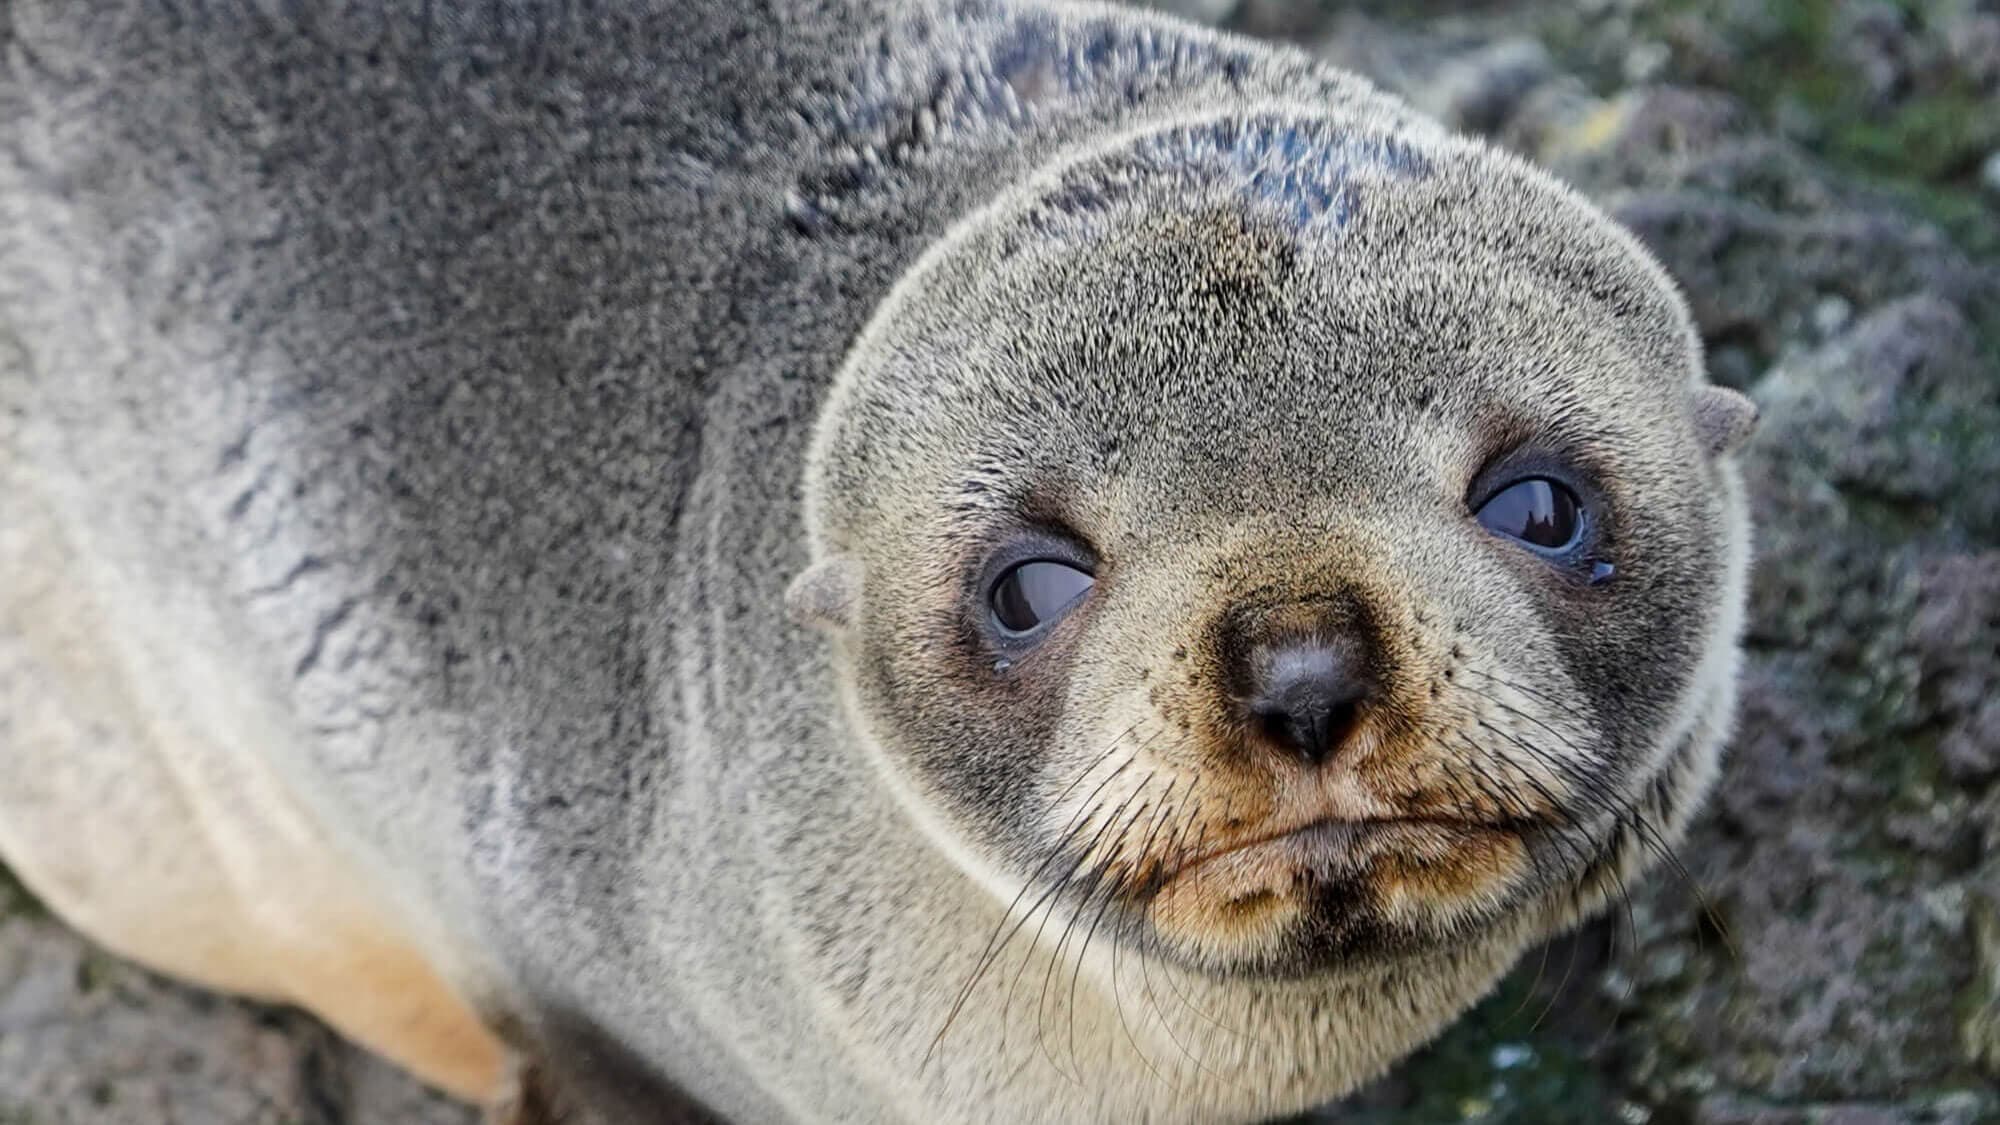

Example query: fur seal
[0,0,1757,1121]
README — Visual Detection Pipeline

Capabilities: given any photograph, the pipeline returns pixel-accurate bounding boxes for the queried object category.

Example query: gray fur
[0,1,1752,1122]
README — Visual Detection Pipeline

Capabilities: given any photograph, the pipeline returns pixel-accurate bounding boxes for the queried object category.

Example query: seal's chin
[1142,818,1533,977]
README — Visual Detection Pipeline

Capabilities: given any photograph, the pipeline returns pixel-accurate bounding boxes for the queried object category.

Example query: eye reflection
[1476,478,1582,551]
[990,560,1094,635]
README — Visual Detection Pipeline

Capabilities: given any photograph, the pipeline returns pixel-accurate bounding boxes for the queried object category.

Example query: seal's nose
[1246,638,1373,766]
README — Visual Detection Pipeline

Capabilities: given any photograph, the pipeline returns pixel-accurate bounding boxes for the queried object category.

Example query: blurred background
[3,1,1997,1122]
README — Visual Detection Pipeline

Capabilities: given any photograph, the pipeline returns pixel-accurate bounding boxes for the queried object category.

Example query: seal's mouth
[1136,810,1534,973]
[1152,814,1524,912]
[1167,814,1510,885]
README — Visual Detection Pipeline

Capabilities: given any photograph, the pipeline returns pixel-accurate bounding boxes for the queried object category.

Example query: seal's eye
[1476,478,1582,551]
[990,561,1094,635]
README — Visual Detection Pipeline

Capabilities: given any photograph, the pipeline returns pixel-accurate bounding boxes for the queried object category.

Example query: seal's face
[800,116,1751,980]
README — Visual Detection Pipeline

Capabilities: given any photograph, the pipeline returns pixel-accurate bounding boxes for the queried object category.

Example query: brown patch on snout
[1101,542,1542,967]
[1148,850,1304,960]
[1369,823,1530,920]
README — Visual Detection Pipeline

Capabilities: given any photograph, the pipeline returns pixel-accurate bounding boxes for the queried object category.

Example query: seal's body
[0,1,1755,1122]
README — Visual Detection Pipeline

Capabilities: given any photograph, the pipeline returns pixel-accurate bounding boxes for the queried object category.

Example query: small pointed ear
[786,556,863,632]
[1692,384,1759,457]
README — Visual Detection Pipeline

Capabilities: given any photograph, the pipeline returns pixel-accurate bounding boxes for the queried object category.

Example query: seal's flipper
[0,479,511,1105]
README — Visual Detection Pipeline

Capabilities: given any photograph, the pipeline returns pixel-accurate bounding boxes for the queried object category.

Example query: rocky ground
[4,1,1998,1122]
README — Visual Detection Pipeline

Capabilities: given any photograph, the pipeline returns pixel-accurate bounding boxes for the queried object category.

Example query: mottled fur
[0,1,1751,1122]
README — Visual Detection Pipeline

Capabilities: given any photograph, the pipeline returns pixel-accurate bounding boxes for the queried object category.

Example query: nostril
[1245,640,1372,765]
[1323,696,1361,750]
[1253,704,1302,752]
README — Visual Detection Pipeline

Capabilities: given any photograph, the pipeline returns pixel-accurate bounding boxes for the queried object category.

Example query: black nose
[1246,639,1373,766]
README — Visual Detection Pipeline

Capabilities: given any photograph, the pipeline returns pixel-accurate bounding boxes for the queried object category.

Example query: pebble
[1623,41,1671,84]
[1812,294,1854,337]
[1920,882,1968,932]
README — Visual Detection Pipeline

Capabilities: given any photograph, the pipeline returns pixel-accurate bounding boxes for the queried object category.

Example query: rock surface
[2,2,1996,1123]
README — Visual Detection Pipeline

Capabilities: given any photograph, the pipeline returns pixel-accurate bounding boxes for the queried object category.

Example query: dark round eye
[1476,478,1582,551]
[990,560,1095,635]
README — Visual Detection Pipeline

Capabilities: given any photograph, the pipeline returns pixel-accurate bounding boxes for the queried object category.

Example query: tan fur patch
[1370,827,1527,920]
[0,478,508,1103]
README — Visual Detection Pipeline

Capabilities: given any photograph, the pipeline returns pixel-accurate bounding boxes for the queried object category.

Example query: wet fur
[1,1,1750,1122]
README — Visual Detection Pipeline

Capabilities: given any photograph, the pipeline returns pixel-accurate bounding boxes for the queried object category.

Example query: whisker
[925,729,1151,1067]
[1585,843,1642,1053]
[1101,790,1192,1092]
[1534,904,1586,1033]
[1037,779,1156,1082]
[1127,797,1253,1089]
[1067,778,1180,1077]
[999,777,1154,1064]
[1469,710,1623,829]
[1459,674,1714,923]
[1625,793,1741,965]
[1452,730,1597,884]
[1456,752,1560,891]
[1106,921,1178,1089]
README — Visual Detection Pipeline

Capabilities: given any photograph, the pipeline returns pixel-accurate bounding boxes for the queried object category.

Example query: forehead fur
[982,107,1697,369]
[805,107,1704,554]
[1004,113,1433,249]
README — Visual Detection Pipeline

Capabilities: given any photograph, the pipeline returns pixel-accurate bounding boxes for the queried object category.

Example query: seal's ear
[786,556,863,633]
[1692,384,1758,457]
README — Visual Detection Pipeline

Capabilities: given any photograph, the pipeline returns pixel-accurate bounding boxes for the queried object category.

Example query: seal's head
[793,109,1755,982]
